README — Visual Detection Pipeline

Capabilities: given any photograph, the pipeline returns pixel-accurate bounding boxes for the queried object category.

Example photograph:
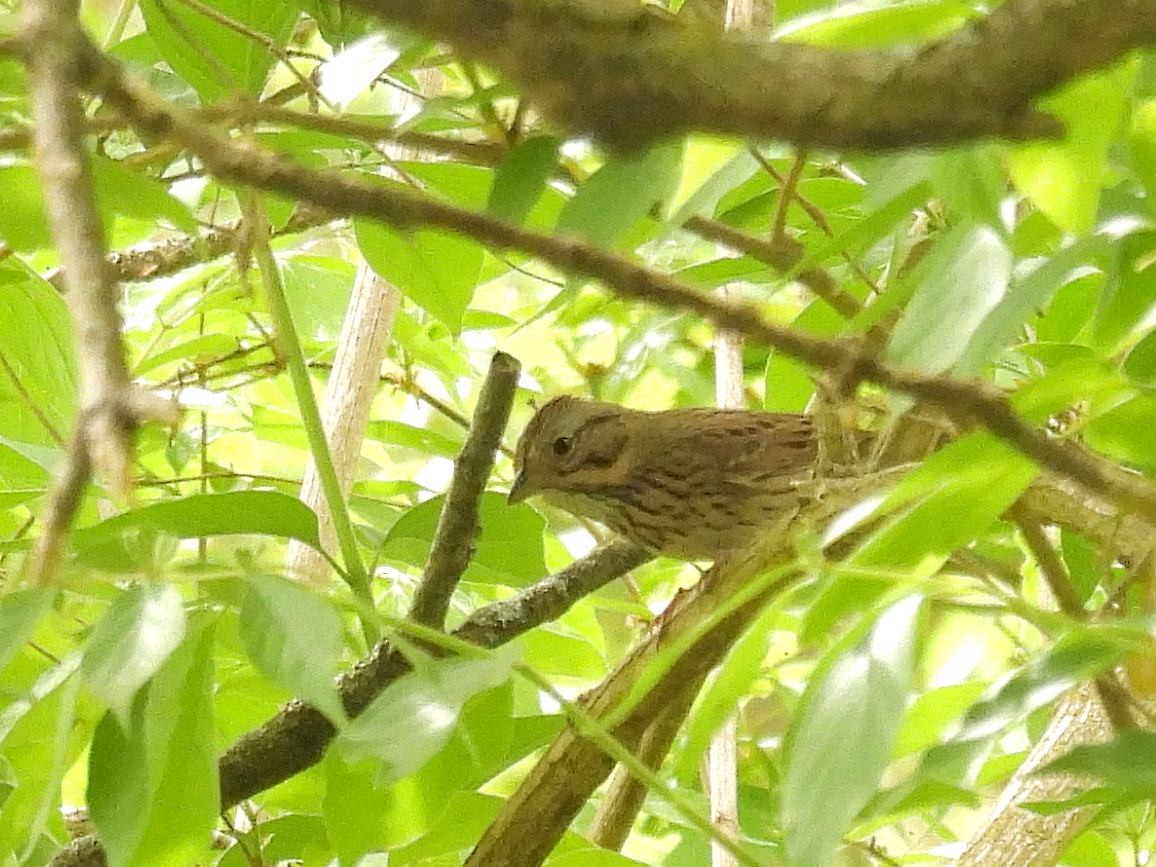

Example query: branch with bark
[344,0,1156,152]
[59,38,1156,530]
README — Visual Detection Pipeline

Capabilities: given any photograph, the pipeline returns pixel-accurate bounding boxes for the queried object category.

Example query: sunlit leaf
[241,573,347,725]
[784,596,922,867]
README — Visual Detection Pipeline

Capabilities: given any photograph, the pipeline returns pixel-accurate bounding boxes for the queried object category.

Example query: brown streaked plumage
[509,396,818,560]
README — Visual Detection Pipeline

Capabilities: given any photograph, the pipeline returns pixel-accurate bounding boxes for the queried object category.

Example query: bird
[508,396,818,560]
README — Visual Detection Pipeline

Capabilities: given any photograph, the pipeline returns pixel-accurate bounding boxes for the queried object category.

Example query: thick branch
[219,539,650,807]
[342,0,1156,152]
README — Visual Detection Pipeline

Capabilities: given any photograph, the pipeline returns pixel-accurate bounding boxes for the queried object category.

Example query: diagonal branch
[75,43,1156,529]
[50,540,651,867]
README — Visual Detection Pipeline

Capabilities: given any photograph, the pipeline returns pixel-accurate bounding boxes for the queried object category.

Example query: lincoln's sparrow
[509,396,818,559]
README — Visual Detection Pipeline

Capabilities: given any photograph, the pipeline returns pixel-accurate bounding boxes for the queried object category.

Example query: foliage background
[1,0,1156,865]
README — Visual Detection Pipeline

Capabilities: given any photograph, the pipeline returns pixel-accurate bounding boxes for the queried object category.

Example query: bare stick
[409,351,521,627]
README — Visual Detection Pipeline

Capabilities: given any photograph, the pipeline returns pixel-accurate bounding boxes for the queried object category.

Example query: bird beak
[508,472,530,504]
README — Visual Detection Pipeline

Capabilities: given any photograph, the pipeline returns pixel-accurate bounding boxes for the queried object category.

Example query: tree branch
[409,351,520,628]
[342,0,1156,152]
[77,44,1156,529]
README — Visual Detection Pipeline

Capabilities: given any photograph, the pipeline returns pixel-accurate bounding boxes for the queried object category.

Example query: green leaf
[138,0,299,102]
[955,237,1106,375]
[71,491,323,570]
[0,165,52,249]
[488,137,560,225]
[1008,61,1136,234]
[0,658,82,861]
[1129,99,1156,195]
[132,333,241,376]
[0,259,78,445]
[1043,730,1156,793]
[851,433,1038,572]
[1124,329,1156,385]
[930,146,1005,229]
[93,156,197,233]
[88,616,218,867]
[241,573,347,725]
[777,0,979,48]
[678,605,775,779]
[764,298,847,411]
[0,588,56,674]
[666,139,754,224]
[338,649,515,783]
[887,224,1012,375]
[81,584,187,728]
[355,217,483,334]
[1083,395,1156,473]
[920,633,1121,785]
[555,142,682,249]
[1094,229,1156,350]
[380,492,547,587]
[783,596,922,867]
[893,681,988,758]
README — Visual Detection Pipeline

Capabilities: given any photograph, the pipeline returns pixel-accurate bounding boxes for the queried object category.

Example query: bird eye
[552,436,573,456]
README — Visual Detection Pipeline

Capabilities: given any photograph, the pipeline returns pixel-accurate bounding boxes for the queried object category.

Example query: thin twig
[771,149,807,242]
[409,352,521,628]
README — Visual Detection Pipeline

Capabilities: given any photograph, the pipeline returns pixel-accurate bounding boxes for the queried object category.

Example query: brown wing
[637,409,816,491]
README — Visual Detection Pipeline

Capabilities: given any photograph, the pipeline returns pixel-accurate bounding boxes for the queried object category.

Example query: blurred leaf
[318,33,400,108]
[279,255,357,342]
[955,237,1105,375]
[488,137,560,225]
[356,217,483,334]
[0,165,52,249]
[0,259,78,444]
[88,616,217,867]
[241,574,347,726]
[93,156,197,233]
[893,681,988,758]
[1130,99,1156,194]
[930,146,1005,230]
[139,0,298,102]
[784,596,922,867]
[1094,229,1156,350]
[1044,731,1156,793]
[71,491,323,570]
[1124,329,1156,385]
[556,142,682,249]
[81,584,187,729]
[666,139,753,224]
[0,658,82,859]
[765,298,847,411]
[133,333,240,376]
[887,224,1012,375]
[1061,529,1102,605]
[338,649,516,783]
[380,492,547,587]
[679,604,774,779]
[1008,61,1136,234]
[919,633,1121,785]
[0,588,56,674]
[853,433,1038,571]
[365,419,464,458]
[777,0,978,48]
[1083,395,1156,473]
